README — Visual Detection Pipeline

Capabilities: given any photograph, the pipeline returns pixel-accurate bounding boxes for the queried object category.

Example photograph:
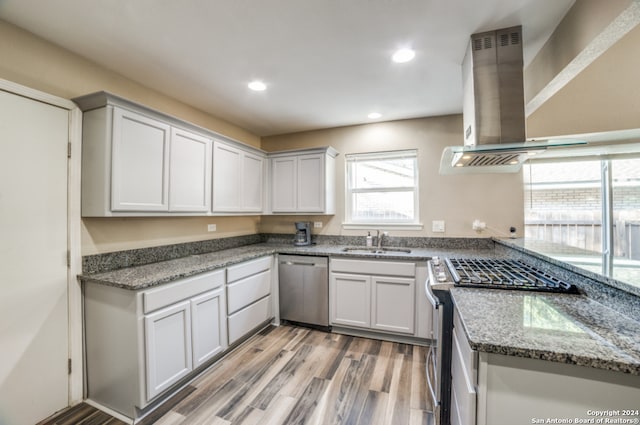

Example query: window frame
[524,153,640,281]
[343,149,421,229]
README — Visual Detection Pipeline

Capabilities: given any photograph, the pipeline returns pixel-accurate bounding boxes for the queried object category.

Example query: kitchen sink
[341,247,412,254]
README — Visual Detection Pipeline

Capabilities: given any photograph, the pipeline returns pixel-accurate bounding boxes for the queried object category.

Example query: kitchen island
[449,288,640,425]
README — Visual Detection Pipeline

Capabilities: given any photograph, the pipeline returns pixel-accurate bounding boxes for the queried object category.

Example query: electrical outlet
[207,224,217,232]
[314,222,323,228]
[432,220,445,233]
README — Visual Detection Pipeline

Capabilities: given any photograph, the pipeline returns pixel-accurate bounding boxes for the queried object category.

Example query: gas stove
[445,258,579,294]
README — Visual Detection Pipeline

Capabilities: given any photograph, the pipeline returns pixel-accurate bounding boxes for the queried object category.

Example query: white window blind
[345,150,419,224]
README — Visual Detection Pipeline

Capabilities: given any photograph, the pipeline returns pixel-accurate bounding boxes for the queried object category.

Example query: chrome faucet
[376,230,388,250]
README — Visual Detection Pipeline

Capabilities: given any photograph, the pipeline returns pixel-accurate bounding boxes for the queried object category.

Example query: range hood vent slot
[469,153,520,166]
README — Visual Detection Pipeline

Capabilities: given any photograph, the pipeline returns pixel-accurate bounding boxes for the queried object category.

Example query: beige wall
[0,20,262,255]
[261,116,524,239]
[81,216,260,255]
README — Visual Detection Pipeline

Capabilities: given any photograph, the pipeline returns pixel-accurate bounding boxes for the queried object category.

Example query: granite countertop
[450,287,640,375]
[80,242,495,290]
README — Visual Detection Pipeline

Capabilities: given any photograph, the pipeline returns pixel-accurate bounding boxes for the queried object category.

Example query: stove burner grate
[446,258,579,294]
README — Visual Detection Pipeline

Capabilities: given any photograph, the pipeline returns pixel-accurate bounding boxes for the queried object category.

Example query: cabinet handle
[281,261,324,267]
[426,347,439,406]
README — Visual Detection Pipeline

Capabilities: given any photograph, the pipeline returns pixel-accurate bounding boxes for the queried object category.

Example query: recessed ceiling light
[248,81,267,91]
[368,112,382,119]
[392,48,415,63]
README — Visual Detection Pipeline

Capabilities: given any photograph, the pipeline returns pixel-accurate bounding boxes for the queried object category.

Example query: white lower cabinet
[226,256,273,345]
[84,269,229,421]
[330,258,415,335]
[451,306,640,425]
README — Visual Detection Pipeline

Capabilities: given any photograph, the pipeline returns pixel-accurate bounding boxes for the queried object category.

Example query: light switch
[432,220,445,233]
[314,222,323,228]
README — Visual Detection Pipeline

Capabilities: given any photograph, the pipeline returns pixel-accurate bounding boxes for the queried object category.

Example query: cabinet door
[371,276,415,334]
[271,156,297,212]
[297,153,324,212]
[144,301,192,401]
[111,108,170,211]
[212,142,241,211]
[330,273,370,328]
[169,128,212,212]
[242,151,264,212]
[191,288,227,369]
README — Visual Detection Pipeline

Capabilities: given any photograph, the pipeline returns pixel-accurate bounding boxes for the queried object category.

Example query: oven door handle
[426,347,439,406]
[424,278,441,310]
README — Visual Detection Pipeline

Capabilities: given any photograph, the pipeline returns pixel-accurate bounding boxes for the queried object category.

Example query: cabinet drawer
[228,295,271,345]
[227,256,272,283]
[331,258,415,277]
[451,325,477,425]
[143,269,225,314]
[227,269,271,314]
[454,310,477,381]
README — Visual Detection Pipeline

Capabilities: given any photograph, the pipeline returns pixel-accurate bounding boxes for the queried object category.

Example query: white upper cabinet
[212,141,264,213]
[169,128,212,212]
[74,92,337,217]
[111,108,171,212]
[269,147,338,214]
[85,104,213,215]
[75,91,266,217]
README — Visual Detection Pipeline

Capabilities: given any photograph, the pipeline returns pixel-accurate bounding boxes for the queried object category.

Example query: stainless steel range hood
[440,26,585,174]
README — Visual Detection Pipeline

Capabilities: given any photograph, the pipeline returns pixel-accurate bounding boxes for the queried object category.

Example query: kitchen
[1,1,639,424]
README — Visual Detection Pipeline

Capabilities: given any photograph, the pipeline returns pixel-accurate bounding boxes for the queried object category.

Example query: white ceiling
[0,0,574,136]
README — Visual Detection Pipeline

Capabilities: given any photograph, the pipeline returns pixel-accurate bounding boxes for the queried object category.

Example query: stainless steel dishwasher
[278,255,329,328]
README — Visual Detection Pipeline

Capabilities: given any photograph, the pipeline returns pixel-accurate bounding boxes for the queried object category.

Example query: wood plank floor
[41,324,433,425]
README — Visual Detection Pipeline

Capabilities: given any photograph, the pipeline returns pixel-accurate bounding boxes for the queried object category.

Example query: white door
[191,288,227,368]
[0,90,70,424]
[242,151,264,212]
[169,128,212,212]
[144,301,193,401]
[297,153,324,212]
[330,273,371,328]
[212,142,241,211]
[271,156,297,212]
[371,276,415,334]
[111,107,170,211]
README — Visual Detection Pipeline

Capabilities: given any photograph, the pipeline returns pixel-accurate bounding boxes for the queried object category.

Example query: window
[524,156,640,287]
[345,150,419,225]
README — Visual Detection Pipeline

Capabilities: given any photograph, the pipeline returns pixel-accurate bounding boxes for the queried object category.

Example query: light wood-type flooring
[40,324,433,425]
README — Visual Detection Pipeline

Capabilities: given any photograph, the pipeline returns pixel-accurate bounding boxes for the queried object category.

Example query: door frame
[0,78,83,406]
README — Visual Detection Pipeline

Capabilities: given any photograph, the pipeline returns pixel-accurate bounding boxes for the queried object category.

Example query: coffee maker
[294,222,312,246]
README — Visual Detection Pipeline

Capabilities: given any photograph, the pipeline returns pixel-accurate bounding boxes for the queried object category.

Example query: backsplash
[83,233,495,274]
[264,233,496,250]
[82,234,264,274]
